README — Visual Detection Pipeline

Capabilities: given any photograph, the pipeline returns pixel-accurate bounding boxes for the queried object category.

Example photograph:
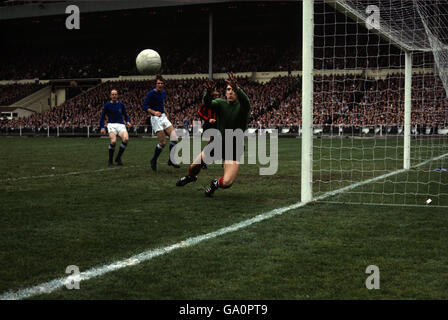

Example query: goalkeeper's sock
[188,163,202,177]
[217,176,231,189]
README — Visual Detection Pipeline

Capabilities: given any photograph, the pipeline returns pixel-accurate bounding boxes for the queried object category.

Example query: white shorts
[151,113,172,133]
[107,123,127,135]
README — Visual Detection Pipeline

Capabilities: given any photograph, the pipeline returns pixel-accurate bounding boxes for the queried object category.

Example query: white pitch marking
[1,166,140,182]
[319,201,448,209]
[1,152,447,300]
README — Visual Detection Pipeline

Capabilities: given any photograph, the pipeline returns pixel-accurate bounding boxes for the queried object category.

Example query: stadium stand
[0,1,446,134]
[2,46,433,81]
[3,74,447,133]
[0,83,46,106]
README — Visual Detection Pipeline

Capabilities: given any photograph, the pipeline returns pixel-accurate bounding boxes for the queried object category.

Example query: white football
[136,49,161,75]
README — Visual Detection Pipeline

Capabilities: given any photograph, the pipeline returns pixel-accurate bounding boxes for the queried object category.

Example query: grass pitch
[0,136,447,299]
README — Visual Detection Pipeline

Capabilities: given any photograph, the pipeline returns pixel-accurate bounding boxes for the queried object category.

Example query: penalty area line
[1,152,447,300]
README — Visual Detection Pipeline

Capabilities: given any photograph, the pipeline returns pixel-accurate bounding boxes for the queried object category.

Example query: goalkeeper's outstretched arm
[202,80,219,110]
[226,72,250,111]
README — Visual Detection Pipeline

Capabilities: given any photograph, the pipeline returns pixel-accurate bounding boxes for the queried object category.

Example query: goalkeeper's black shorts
[222,136,244,162]
[202,121,217,132]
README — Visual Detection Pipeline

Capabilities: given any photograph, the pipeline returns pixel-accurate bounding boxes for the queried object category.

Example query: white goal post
[301,0,448,206]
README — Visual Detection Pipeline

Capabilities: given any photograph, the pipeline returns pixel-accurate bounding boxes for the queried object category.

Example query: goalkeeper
[176,73,250,197]
[203,73,251,197]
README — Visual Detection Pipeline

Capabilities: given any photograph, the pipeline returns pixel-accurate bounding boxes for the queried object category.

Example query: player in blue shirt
[99,89,132,166]
[142,75,180,171]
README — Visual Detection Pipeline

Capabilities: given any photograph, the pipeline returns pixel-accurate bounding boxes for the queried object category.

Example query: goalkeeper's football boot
[204,179,219,197]
[176,175,198,187]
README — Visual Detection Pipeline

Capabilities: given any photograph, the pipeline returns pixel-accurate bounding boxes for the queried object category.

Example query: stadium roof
[0,0,295,20]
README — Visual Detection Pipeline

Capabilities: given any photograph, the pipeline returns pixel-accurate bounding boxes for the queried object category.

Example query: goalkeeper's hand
[225,72,239,91]
[204,80,216,96]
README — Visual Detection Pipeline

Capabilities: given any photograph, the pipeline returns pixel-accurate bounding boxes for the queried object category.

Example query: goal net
[304,0,448,207]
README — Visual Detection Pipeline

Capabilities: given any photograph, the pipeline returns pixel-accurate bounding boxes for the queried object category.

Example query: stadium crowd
[0,44,435,81]
[3,74,447,132]
[0,82,45,105]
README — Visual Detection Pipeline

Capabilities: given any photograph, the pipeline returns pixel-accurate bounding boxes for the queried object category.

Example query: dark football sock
[152,143,164,161]
[108,143,116,162]
[115,142,127,160]
[188,163,202,177]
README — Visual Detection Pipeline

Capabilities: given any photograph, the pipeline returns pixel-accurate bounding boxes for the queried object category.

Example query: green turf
[0,136,447,299]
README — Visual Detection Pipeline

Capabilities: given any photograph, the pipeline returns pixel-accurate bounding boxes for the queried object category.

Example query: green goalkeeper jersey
[203,88,251,136]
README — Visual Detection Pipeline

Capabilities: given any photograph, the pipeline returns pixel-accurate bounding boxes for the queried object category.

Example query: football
[136,49,161,75]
